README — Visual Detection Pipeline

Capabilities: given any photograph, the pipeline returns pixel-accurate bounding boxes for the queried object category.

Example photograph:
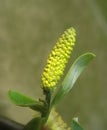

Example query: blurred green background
[0,0,107,130]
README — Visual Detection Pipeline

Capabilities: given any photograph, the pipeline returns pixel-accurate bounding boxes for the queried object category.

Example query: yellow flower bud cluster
[41,27,76,89]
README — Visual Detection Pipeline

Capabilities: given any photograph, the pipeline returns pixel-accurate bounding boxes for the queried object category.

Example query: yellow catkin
[45,108,70,130]
[41,27,76,89]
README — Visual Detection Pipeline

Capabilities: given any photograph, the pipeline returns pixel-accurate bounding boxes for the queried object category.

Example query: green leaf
[8,90,40,107]
[52,53,95,105]
[23,117,42,130]
[72,118,83,130]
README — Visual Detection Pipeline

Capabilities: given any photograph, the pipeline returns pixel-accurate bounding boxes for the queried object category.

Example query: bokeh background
[0,0,107,130]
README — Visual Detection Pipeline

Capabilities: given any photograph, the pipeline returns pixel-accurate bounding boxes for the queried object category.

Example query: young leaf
[8,90,40,107]
[23,117,42,130]
[52,53,95,105]
[72,118,83,130]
